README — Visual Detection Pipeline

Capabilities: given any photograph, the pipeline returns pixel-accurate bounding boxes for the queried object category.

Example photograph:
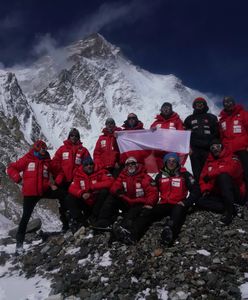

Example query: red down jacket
[150,113,184,130]
[199,148,246,197]
[110,165,158,206]
[52,139,90,185]
[219,104,248,152]
[156,167,190,205]
[93,127,122,170]
[7,150,52,196]
[68,166,114,206]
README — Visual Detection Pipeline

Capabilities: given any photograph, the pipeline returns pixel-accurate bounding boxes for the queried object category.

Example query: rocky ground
[1,208,248,300]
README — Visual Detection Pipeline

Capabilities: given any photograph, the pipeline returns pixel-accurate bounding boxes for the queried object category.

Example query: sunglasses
[83,162,94,166]
[210,144,222,151]
[167,159,177,163]
[70,134,79,138]
[128,117,137,120]
[125,162,137,166]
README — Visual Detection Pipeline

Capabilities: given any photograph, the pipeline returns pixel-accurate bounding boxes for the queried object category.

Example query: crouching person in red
[153,153,200,246]
[7,140,66,253]
[95,157,158,244]
[66,157,114,233]
[197,139,246,225]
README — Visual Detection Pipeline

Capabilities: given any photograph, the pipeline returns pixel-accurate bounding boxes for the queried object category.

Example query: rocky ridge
[1,209,248,300]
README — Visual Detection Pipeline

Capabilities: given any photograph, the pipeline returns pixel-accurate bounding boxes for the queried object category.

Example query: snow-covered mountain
[5,33,219,152]
[0,33,219,224]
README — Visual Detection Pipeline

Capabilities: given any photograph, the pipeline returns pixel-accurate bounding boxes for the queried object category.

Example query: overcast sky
[0,0,247,108]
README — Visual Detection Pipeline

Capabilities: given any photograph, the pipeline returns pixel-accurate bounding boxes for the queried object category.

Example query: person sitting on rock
[151,153,200,246]
[93,118,122,178]
[7,140,66,253]
[122,113,144,130]
[219,96,248,203]
[197,139,246,225]
[51,128,91,232]
[66,156,114,233]
[94,157,158,244]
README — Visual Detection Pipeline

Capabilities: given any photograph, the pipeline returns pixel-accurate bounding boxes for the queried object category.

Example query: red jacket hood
[219,104,245,119]
[122,121,144,130]
[206,147,232,162]
[102,127,122,135]
[28,149,51,161]
[63,139,83,147]
[155,112,181,123]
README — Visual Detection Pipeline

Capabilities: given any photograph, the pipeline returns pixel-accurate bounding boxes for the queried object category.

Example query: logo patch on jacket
[62,152,69,160]
[101,140,106,147]
[221,122,226,130]
[43,166,48,178]
[28,162,35,171]
[172,178,181,187]
[75,154,81,165]
[80,180,85,189]
[169,123,176,129]
[233,125,242,133]
[123,182,127,191]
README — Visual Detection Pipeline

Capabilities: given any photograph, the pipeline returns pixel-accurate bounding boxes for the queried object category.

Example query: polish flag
[116,129,191,173]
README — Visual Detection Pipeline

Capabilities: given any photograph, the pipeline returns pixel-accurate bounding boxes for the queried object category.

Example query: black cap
[161,102,172,110]
[105,118,115,125]
[68,128,80,139]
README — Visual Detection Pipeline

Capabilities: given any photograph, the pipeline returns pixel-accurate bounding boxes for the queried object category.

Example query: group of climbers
[6,96,248,253]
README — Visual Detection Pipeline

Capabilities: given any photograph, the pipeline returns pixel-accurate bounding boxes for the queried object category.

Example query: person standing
[184,97,219,182]
[122,113,144,130]
[93,118,122,177]
[219,96,248,202]
[51,128,91,231]
[7,140,66,253]
[150,102,185,169]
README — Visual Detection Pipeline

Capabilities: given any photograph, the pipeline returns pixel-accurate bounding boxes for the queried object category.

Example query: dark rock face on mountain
[2,209,248,299]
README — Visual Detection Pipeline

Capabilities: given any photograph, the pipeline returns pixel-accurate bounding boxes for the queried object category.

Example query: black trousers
[57,182,71,227]
[197,173,241,215]
[190,148,209,183]
[148,203,188,239]
[97,196,151,240]
[16,188,66,244]
[65,188,110,225]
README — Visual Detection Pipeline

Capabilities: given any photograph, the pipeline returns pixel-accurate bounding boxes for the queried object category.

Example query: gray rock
[8,218,42,237]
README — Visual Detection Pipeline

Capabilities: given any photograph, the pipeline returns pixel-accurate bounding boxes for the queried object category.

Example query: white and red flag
[116,128,191,172]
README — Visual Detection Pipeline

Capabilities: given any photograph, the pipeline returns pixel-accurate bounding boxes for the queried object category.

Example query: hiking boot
[92,219,112,231]
[220,214,233,225]
[15,242,24,255]
[161,226,174,246]
[112,223,135,245]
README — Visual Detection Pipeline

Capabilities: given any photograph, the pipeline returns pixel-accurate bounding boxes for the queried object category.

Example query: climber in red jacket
[94,156,158,244]
[93,118,122,177]
[7,140,66,253]
[65,156,114,233]
[51,128,91,231]
[150,102,186,169]
[219,96,248,202]
[197,138,246,225]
